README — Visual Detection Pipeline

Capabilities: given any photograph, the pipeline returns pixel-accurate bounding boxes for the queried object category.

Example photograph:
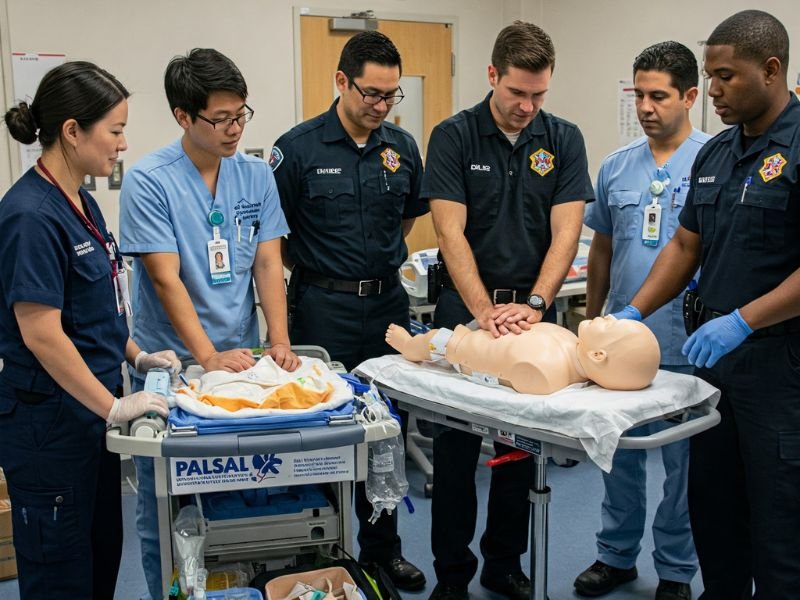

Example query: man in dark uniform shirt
[421,21,593,600]
[270,31,427,591]
[615,10,800,599]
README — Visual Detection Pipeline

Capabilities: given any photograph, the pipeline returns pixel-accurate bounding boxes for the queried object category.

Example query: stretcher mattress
[356,355,720,471]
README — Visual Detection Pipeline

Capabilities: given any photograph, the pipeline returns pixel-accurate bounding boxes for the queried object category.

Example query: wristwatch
[526,294,547,313]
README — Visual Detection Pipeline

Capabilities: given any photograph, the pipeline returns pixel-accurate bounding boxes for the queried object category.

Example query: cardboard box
[0,468,6,500]
[0,538,15,581]
[0,499,10,540]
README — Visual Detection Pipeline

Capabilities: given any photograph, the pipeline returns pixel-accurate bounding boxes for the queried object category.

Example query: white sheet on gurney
[175,356,352,419]
[356,355,720,471]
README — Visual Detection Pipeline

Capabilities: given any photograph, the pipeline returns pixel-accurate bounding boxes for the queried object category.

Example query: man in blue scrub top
[577,42,709,600]
[271,31,427,591]
[617,11,800,598]
[421,22,593,600]
[119,48,298,600]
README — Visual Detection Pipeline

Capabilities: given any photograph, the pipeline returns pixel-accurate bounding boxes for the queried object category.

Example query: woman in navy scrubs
[0,62,180,599]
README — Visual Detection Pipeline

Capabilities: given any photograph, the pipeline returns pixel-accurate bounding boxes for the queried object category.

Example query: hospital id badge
[208,233,232,285]
[113,270,132,316]
[642,202,662,247]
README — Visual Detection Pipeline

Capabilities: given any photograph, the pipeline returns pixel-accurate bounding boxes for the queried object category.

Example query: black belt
[699,307,800,338]
[440,270,529,304]
[299,269,398,296]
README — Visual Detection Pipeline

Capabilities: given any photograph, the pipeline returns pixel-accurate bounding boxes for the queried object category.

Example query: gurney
[355,354,721,600]
[107,350,401,597]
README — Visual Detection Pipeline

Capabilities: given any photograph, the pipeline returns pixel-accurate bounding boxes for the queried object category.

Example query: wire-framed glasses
[196,105,255,129]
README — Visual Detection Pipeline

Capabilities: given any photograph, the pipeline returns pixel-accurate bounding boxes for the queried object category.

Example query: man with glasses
[120,48,298,600]
[270,31,427,591]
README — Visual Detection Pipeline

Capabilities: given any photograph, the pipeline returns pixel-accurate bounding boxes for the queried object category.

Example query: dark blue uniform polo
[421,93,594,290]
[681,93,800,313]
[678,93,800,599]
[0,168,127,598]
[272,100,427,280]
[0,169,128,391]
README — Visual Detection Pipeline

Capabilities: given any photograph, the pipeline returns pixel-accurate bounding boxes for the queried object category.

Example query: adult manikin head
[577,316,660,391]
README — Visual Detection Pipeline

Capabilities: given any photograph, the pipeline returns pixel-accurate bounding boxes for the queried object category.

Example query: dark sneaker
[655,579,692,600]
[480,570,531,600]
[378,557,426,591]
[428,582,469,599]
[574,560,638,596]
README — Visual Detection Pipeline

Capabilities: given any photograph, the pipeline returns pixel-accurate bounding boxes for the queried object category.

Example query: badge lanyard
[642,166,671,247]
[37,158,131,315]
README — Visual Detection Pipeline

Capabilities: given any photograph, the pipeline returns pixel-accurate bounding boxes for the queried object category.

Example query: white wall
[529,0,800,177]
[0,0,509,231]
[2,0,799,215]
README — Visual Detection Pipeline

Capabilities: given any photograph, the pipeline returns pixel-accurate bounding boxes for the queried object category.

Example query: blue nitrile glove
[682,308,753,368]
[609,305,642,321]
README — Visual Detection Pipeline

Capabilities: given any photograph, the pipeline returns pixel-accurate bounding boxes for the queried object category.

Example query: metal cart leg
[529,454,550,600]
[154,457,173,598]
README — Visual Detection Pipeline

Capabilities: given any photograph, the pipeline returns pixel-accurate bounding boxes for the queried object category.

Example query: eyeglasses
[349,79,404,106]
[195,105,255,129]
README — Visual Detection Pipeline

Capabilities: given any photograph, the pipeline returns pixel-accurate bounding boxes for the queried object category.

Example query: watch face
[527,294,546,311]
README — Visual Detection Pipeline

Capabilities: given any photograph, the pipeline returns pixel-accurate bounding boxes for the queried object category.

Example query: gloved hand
[609,305,642,321]
[107,390,169,424]
[135,350,182,376]
[682,308,753,368]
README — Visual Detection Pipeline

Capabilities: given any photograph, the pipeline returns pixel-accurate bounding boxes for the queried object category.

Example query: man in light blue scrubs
[119,48,298,600]
[576,41,709,600]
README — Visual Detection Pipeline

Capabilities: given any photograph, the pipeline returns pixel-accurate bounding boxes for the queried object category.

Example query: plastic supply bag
[365,433,409,524]
[174,505,207,596]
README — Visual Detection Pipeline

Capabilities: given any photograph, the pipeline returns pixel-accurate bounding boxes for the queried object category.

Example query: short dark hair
[492,20,555,76]
[337,31,402,81]
[707,10,789,71]
[4,61,128,148]
[633,41,699,96]
[164,48,248,119]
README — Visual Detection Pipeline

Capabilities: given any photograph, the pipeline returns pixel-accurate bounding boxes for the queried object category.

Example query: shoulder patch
[268,146,284,171]
[530,148,555,176]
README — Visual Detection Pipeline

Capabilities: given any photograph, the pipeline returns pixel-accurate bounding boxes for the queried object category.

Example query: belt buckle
[358,279,381,296]
[492,289,515,304]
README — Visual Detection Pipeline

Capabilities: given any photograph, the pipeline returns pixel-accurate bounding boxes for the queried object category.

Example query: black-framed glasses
[196,105,255,129]
[349,79,404,106]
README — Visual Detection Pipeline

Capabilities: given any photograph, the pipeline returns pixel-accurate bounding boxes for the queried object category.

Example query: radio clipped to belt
[427,261,442,304]
[682,279,702,336]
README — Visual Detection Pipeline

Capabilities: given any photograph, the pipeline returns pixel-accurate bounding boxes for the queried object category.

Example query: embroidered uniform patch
[759,152,786,182]
[530,148,555,176]
[380,147,401,173]
[268,146,284,171]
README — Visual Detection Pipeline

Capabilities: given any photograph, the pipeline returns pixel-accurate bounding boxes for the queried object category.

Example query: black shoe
[480,570,531,600]
[379,557,426,591]
[574,560,638,597]
[655,579,692,600]
[428,582,469,599]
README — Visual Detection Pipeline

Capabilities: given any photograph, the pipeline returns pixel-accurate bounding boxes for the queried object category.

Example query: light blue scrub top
[119,140,289,367]
[584,129,710,365]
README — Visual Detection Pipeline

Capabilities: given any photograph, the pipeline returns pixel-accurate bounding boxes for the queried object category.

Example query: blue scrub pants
[430,287,551,586]
[595,364,698,583]
[0,379,122,599]
[689,331,800,599]
[290,281,409,564]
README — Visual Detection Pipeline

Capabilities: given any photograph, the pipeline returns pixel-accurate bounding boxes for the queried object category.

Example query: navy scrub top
[420,93,594,291]
[0,169,128,393]
[680,93,800,313]
[271,100,428,280]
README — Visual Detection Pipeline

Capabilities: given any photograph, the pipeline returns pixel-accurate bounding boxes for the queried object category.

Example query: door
[299,15,453,255]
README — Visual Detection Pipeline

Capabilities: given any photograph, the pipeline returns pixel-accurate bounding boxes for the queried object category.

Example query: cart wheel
[424,483,433,498]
